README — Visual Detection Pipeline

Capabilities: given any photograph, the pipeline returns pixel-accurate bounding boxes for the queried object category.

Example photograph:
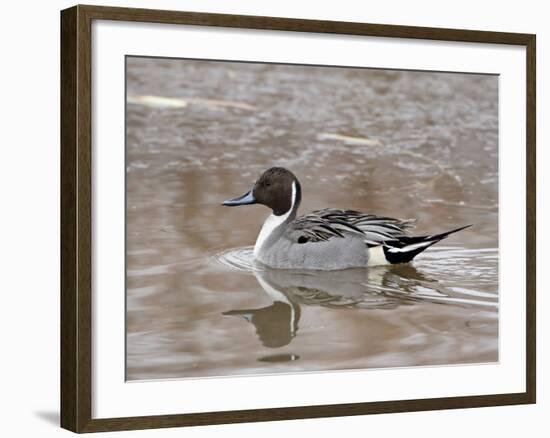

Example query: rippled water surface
[126,57,498,380]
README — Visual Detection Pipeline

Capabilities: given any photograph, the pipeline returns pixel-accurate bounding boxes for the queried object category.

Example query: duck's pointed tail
[380,224,472,265]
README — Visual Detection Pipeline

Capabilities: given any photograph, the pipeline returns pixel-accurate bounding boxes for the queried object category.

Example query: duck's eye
[264,182,271,187]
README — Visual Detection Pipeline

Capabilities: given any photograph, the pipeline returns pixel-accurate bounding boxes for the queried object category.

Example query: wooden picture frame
[61,4,536,433]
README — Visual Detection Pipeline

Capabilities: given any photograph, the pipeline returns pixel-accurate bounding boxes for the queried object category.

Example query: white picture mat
[92,20,526,419]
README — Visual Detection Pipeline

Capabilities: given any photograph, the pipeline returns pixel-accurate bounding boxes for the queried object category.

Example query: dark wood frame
[61,4,536,433]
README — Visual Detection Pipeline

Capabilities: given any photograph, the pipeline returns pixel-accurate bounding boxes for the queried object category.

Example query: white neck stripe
[253,181,296,258]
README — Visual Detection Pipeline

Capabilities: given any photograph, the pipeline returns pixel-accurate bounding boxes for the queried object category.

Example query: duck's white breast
[254,213,289,257]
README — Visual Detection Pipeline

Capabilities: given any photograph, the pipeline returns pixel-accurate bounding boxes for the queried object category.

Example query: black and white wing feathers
[290,209,414,245]
[290,213,364,243]
[309,209,416,246]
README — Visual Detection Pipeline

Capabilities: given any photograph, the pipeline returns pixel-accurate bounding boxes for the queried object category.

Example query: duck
[222,167,471,270]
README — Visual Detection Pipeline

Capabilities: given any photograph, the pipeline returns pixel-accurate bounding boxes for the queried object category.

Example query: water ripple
[216,246,498,310]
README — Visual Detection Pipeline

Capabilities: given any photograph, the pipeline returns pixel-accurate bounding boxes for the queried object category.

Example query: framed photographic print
[60,4,536,433]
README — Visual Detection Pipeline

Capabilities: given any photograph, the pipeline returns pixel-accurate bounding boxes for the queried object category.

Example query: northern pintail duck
[223,167,471,270]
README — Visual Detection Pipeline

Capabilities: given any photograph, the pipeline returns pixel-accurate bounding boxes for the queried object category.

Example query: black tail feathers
[383,224,472,264]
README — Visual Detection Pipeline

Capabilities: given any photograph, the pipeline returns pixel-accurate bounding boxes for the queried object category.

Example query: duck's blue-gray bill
[223,190,257,206]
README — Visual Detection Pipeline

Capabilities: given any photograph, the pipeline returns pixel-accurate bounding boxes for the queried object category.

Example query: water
[126,57,498,380]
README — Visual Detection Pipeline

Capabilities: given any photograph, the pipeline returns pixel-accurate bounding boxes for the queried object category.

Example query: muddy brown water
[125,57,498,380]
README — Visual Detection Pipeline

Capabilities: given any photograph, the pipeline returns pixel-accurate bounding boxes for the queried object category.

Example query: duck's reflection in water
[223,300,300,349]
[223,264,438,352]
